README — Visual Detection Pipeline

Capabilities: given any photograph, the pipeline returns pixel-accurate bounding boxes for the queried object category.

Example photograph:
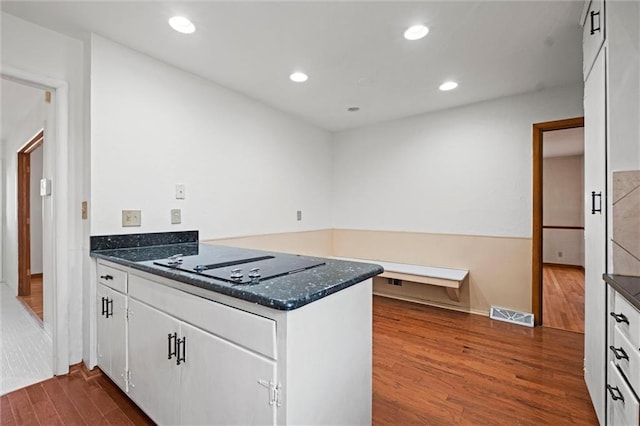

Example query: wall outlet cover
[171,209,181,224]
[122,210,141,227]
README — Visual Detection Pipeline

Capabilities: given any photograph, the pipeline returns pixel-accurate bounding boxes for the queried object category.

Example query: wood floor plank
[102,408,135,426]
[93,376,152,426]
[542,264,585,333]
[84,378,118,416]
[55,374,104,424]
[24,384,61,426]
[1,395,16,425]
[40,377,86,426]
[17,276,43,322]
[5,389,38,425]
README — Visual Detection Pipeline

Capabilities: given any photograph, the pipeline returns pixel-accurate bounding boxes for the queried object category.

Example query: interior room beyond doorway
[541,126,585,333]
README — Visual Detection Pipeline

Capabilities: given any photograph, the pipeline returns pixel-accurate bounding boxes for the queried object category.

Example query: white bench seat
[332,257,469,302]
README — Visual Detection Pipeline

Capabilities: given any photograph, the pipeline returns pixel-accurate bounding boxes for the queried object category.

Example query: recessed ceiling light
[439,81,458,91]
[290,72,308,83]
[404,24,429,41]
[169,16,195,34]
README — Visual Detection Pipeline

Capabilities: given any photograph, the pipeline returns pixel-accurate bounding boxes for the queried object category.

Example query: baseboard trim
[71,362,103,381]
[372,291,489,317]
[543,263,585,270]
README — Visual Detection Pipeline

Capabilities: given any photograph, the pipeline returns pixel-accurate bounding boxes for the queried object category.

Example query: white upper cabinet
[583,0,605,81]
[583,46,608,426]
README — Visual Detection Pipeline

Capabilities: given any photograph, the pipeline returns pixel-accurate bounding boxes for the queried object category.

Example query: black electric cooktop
[154,252,325,285]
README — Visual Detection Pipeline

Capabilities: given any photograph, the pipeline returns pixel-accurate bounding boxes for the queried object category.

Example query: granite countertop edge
[604,274,640,311]
[91,244,383,311]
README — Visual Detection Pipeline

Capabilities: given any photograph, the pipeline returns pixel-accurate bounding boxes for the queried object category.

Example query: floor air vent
[489,306,534,327]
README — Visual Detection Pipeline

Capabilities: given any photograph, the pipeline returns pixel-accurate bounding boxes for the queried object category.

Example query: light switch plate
[40,178,51,196]
[171,209,181,224]
[122,210,141,227]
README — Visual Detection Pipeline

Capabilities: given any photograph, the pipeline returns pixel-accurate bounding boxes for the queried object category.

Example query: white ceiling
[0,78,44,145]
[1,1,584,131]
[543,126,584,158]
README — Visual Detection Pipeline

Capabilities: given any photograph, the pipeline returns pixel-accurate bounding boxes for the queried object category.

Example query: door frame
[18,130,44,297]
[2,67,72,375]
[532,117,584,326]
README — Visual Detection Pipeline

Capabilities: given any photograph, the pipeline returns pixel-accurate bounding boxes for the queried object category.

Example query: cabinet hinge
[258,380,281,407]
[124,370,134,389]
[122,370,129,386]
[125,308,130,321]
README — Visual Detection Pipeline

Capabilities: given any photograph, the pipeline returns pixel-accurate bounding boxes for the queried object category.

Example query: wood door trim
[532,117,584,326]
[17,130,43,296]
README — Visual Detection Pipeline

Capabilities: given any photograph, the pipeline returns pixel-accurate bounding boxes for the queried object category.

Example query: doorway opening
[1,75,55,394]
[541,127,585,333]
[2,67,73,377]
[532,117,584,328]
[17,129,45,320]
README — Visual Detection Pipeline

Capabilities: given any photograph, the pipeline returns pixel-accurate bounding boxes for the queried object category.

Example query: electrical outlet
[81,201,88,220]
[176,184,186,199]
[122,210,141,227]
[558,251,563,258]
[297,210,302,221]
[171,209,181,224]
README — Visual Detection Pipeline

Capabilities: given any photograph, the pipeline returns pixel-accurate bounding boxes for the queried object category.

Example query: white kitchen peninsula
[91,231,383,425]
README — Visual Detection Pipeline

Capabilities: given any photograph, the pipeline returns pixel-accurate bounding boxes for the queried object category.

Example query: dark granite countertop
[604,274,640,311]
[90,235,383,311]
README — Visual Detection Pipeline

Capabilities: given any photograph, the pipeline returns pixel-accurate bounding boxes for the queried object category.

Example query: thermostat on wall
[40,178,52,196]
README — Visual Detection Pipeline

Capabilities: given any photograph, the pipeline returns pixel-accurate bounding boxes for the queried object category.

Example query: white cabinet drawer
[97,262,128,293]
[582,0,605,80]
[611,326,640,394]
[128,273,277,360]
[608,361,640,426]
[612,292,640,349]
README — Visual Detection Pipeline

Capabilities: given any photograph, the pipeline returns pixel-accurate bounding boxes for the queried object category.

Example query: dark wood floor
[372,296,597,425]
[0,365,153,425]
[17,275,43,322]
[542,264,585,333]
[2,296,596,425]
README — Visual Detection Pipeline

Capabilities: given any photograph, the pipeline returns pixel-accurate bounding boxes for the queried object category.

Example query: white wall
[607,1,640,173]
[90,35,333,239]
[0,157,4,283]
[1,11,85,365]
[543,155,584,266]
[29,145,43,274]
[332,84,584,237]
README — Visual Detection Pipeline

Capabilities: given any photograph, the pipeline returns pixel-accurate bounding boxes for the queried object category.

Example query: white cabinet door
[128,298,181,425]
[96,284,110,372]
[583,47,607,425]
[583,0,605,80]
[96,284,127,391]
[110,289,127,391]
[607,361,640,426]
[179,322,277,426]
